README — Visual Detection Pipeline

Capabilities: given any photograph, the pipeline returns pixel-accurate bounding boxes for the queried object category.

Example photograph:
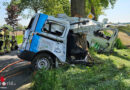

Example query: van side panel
[30,14,48,53]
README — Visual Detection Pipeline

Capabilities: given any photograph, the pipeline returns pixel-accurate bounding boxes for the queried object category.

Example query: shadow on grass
[102,49,130,61]
[112,51,130,61]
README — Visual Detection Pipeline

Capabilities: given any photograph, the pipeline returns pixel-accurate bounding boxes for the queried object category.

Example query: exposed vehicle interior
[43,20,65,36]
[67,30,87,60]
[94,30,112,40]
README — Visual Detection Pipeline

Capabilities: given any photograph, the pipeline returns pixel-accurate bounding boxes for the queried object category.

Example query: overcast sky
[0,0,130,26]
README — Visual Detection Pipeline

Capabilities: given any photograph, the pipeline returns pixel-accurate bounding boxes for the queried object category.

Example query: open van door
[20,14,40,51]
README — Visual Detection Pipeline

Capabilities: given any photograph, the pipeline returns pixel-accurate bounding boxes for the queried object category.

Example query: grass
[32,48,130,90]
[16,35,23,44]
[114,38,126,49]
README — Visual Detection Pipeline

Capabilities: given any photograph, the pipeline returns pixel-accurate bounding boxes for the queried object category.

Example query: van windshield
[94,30,114,40]
[26,17,35,29]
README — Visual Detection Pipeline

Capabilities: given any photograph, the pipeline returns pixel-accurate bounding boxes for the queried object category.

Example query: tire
[32,53,53,70]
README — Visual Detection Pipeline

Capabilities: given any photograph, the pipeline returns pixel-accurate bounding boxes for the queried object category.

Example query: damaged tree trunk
[71,0,88,50]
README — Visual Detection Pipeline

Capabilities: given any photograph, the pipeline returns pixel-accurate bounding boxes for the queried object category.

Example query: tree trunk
[71,0,88,50]
[34,8,38,13]
[71,0,85,17]
[88,0,97,20]
[35,9,38,13]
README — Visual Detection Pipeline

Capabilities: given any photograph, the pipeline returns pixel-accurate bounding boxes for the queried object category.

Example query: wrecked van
[18,13,118,70]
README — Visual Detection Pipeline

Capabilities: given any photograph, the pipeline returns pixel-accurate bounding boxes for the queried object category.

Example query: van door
[20,14,39,51]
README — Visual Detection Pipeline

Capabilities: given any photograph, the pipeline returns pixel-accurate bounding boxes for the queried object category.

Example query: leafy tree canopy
[86,0,117,20]
[10,0,70,16]
[7,0,116,20]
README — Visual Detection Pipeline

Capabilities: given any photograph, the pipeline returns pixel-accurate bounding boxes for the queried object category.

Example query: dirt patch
[118,32,130,47]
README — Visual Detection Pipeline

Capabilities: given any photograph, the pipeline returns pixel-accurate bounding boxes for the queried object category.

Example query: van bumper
[17,50,35,61]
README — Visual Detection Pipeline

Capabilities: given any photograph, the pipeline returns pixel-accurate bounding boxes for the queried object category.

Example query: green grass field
[32,48,130,90]
[16,35,23,44]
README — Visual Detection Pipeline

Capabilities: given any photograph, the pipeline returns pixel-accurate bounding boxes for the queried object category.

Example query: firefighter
[11,35,18,50]
[0,29,5,55]
[3,27,11,53]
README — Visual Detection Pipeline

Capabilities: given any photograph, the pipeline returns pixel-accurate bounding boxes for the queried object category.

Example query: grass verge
[32,48,130,90]
[16,35,23,44]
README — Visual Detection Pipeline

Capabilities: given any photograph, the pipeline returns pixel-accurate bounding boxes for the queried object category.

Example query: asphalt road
[0,51,32,90]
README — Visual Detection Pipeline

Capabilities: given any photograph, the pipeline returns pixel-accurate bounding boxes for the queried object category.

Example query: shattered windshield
[94,29,114,40]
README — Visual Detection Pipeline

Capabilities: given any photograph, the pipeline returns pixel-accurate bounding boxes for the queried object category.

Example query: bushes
[114,38,126,49]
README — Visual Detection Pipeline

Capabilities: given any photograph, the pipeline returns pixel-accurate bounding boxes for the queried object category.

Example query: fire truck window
[27,17,35,29]
[42,21,65,36]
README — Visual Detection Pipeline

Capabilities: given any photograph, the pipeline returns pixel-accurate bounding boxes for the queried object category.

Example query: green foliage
[42,0,64,16]
[12,0,70,16]
[114,38,126,49]
[0,24,13,31]
[10,0,116,19]
[59,0,71,16]
[32,48,130,90]
[17,0,44,13]
[42,0,70,16]
[86,0,104,20]
[86,0,117,20]
[15,24,25,30]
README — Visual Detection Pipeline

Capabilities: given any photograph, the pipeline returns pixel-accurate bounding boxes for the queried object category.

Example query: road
[0,51,32,90]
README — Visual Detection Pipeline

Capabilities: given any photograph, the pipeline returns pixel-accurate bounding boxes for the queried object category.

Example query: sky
[0,0,130,26]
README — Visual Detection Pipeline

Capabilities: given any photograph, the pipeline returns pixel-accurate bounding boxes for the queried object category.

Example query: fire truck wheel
[32,53,53,70]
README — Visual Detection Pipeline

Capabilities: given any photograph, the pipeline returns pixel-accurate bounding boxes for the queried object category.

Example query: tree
[15,24,25,30]
[17,0,44,13]
[12,0,70,16]
[71,0,117,20]
[59,0,71,16]
[71,0,87,49]
[70,0,117,49]
[1,24,13,31]
[71,0,85,17]
[5,3,20,31]
[86,0,117,20]
[42,0,70,16]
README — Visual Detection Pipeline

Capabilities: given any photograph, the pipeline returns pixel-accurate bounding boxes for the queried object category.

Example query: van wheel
[32,53,53,70]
